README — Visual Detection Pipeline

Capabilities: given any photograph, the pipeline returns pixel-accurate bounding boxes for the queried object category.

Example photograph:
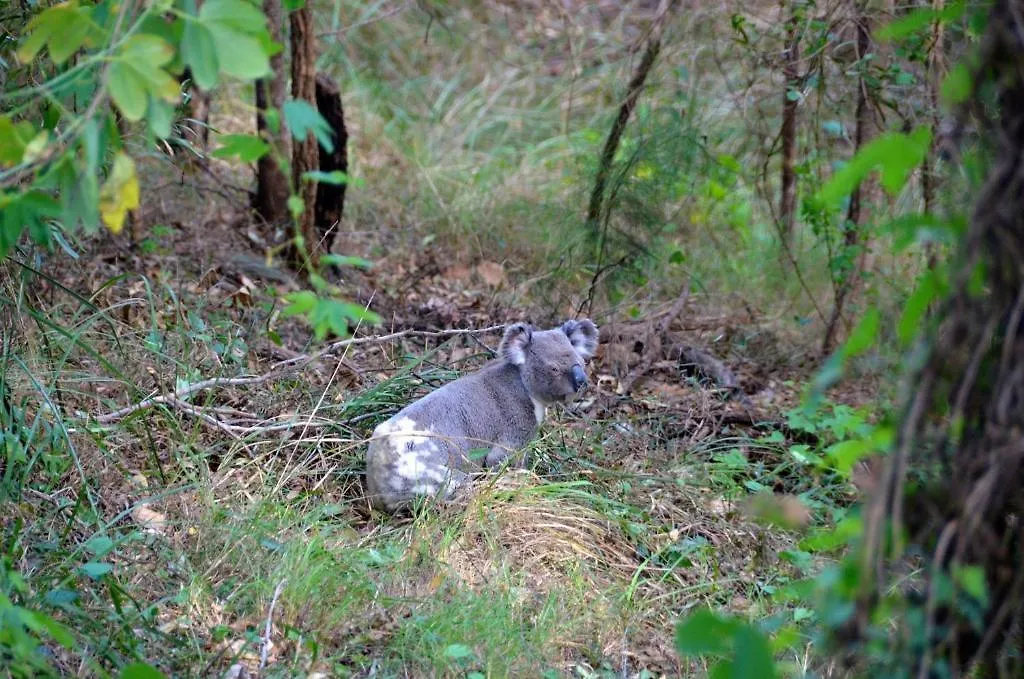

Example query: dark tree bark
[288,2,321,270]
[779,6,800,244]
[835,4,1024,676]
[253,0,291,230]
[313,73,348,258]
[822,9,874,356]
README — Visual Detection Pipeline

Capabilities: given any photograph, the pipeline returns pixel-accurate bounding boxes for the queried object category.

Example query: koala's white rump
[364,319,599,512]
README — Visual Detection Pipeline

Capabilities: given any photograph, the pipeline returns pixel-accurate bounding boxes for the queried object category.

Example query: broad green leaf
[207,28,271,80]
[287,194,304,218]
[825,426,892,476]
[99,153,140,233]
[79,562,113,579]
[282,99,335,152]
[122,34,174,66]
[282,290,317,316]
[898,270,943,345]
[31,611,75,648]
[182,22,219,90]
[817,128,932,205]
[0,190,60,256]
[444,643,474,660]
[842,308,880,358]
[0,116,36,167]
[732,625,777,679]
[199,0,271,80]
[200,0,268,33]
[50,11,92,64]
[675,609,737,656]
[107,62,149,121]
[878,126,932,195]
[147,99,176,140]
[952,565,988,606]
[17,1,93,64]
[212,134,270,162]
[120,663,168,679]
[84,534,115,556]
[876,0,966,41]
[942,62,973,104]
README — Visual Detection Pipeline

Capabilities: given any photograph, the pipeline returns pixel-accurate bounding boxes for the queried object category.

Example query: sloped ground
[0,1,887,675]
[0,149,875,677]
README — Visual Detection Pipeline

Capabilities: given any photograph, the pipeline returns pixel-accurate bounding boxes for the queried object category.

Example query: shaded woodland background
[2,0,1022,677]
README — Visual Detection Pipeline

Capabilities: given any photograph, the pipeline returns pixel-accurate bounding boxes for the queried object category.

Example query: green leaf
[200,0,269,33]
[898,270,943,346]
[79,562,113,579]
[84,535,115,556]
[182,21,219,90]
[212,134,270,162]
[17,1,93,64]
[825,426,892,476]
[952,565,988,606]
[147,98,176,140]
[302,170,357,185]
[320,254,373,270]
[732,625,777,679]
[207,28,271,80]
[817,127,932,205]
[50,13,91,64]
[444,643,474,660]
[0,190,60,256]
[281,290,317,316]
[282,99,335,152]
[675,609,737,656]
[120,662,168,679]
[107,62,149,122]
[287,194,304,218]
[842,308,880,358]
[199,0,271,81]
[0,116,36,167]
[31,611,75,648]
[941,62,973,104]
[876,0,966,41]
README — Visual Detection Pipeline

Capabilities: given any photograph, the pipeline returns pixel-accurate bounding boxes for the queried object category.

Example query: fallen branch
[95,324,505,424]
[620,283,691,394]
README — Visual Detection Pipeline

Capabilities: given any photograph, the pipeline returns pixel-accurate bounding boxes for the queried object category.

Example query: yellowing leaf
[99,153,140,233]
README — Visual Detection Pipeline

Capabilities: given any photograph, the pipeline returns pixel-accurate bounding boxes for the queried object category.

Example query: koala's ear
[561,319,599,361]
[499,323,533,365]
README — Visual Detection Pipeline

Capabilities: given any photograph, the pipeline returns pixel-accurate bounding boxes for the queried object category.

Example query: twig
[620,282,691,394]
[94,324,505,423]
[260,579,287,674]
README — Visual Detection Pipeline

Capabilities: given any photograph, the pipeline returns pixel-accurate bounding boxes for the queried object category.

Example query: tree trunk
[253,0,291,231]
[822,8,874,356]
[314,73,348,259]
[779,4,800,245]
[288,3,320,270]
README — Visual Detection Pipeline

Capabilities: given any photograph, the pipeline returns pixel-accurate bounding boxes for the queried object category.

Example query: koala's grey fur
[364,319,599,512]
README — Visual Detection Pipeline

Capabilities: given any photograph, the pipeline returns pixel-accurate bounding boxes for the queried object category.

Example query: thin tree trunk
[924,0,945,270]
[314,73,348,259]
[254,0,291,230]
[288,3,320,270]
[822,8,873,356]
[779,4,800,245]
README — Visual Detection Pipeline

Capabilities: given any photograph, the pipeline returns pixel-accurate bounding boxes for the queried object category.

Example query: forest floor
[1,149,883,678]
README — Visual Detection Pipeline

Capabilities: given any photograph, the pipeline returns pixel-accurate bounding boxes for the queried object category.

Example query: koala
[364,318,599,512]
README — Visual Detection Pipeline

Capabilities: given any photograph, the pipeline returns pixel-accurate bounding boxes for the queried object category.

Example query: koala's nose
[571,364,588,392]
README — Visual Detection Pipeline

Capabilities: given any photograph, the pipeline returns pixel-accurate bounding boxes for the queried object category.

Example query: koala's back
[365,361,538,510]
